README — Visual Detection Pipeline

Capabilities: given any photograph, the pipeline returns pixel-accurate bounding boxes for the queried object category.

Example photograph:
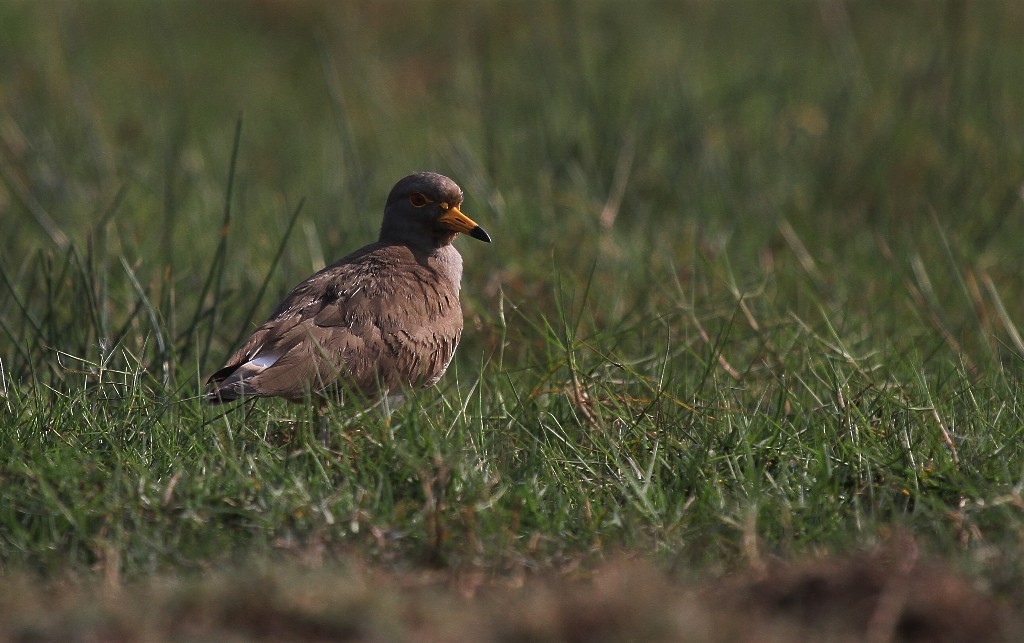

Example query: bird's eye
[409,193,429,207]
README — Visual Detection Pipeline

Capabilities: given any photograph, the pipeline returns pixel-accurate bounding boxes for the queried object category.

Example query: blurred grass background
[2,0,1024,635]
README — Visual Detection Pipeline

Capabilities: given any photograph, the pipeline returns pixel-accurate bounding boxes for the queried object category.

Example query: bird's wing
[206,246,462,402]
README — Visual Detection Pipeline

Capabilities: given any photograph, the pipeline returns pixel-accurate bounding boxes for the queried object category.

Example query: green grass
[2,0,1024,633]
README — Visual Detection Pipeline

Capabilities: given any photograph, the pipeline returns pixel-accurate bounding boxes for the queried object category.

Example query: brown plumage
[206,172,490,405]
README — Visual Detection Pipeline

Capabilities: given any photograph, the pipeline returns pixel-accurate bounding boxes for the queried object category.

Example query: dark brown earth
[1,544,1017,642]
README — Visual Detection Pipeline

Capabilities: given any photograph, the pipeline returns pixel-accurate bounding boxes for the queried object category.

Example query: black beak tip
[470,226,492,243]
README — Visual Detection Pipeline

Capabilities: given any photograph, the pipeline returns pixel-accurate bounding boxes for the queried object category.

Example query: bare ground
[0,544,1017,642]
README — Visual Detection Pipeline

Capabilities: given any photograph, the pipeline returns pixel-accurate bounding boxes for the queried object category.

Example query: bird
[205,172,491,410]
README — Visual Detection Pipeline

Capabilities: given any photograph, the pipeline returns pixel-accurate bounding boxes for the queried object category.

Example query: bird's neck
[379,228,456,253]
[416,243,464,288]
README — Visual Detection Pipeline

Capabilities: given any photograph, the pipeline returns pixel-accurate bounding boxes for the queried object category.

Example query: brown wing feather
[206,243,463,403]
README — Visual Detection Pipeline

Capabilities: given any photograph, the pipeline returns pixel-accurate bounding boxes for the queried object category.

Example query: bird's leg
[241,398,263,439]
[382,393,405,417]
[244,398,258,423]
[316,399,330,446]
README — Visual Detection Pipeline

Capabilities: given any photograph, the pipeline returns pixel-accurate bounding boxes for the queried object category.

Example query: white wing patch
[250,352,281,370]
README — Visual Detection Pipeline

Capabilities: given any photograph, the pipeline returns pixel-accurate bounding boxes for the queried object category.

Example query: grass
[2,0,1024,638]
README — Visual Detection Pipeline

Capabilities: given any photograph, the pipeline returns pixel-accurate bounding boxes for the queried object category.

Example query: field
[2,1,1024,640]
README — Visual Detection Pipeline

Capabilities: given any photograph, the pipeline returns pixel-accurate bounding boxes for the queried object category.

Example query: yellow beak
[439,206,491,243]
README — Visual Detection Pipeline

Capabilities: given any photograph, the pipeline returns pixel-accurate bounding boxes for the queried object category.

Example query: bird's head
[381,172,491,248]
